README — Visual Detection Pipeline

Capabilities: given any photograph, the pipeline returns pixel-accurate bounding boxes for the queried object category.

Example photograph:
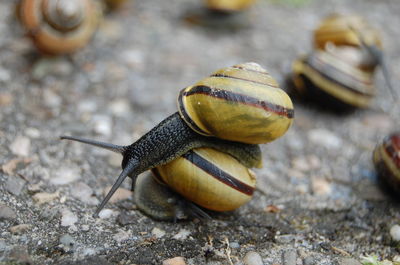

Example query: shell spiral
[178,62,294,144]
[17,0,101,54]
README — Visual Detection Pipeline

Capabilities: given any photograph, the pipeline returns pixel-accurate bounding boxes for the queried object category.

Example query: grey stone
[243,251,263,265]
[337,258,362,265]
[0,204,17,220]
[282,249,297,265]
[60,234,75,250]
[5,175,26,196]
[303,256,316,265]
[7,245,32,264]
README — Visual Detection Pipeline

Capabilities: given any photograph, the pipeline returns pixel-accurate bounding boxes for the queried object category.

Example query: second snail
[61,62,294,221]
[291,14,388,110]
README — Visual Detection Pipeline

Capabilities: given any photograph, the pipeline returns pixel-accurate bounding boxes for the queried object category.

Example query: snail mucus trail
[61,62,294,218]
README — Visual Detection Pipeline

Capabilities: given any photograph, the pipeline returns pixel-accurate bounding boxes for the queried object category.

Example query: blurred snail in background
[103,0,128,10]
[205,0,257,13]
[17,0,102,55]
[291,14,395,110]
[373,132,400,194]
[61,62,294,221]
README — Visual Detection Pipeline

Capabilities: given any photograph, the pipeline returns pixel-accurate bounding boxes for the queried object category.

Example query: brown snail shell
[205,0,257,12]
[373,132,400,193]
[17,0,101,55]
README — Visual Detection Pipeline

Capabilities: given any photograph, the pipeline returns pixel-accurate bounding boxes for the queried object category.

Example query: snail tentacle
[60,135,126,153]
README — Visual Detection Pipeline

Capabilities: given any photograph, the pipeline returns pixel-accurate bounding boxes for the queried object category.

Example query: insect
[17,0,101,55]
[291,14,394,110]
[61,62,294,219]
[373,132,400,194]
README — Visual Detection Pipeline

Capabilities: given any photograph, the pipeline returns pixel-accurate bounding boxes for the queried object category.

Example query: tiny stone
[43,89,62,108]
[81,225,90,232]
[0,92,13,106]
[117,212,136,225]
[172,229,191,240]
[337,257,362,265]
[10,136,31,157]
[152,227,166,239]
[7,245,32,264]
[9,224,32,234]
[307,129,342,150]
[0,67,11,82]
[98,209,115,219]
[303,256,316,265]
[60,234,75,248]
[103,186,132,203]
[40,206,61,221]
[243,251,263,265]
[61,209,78,227]
[71,182,99,205]
[0,204,17,220]
[229,242,240,249]
[25,127,41,138]
[50,166,80,185]
[311,177,332,196]
[0,239,6,251]
[5,175,26,196]
[162,257,187,265]
[275,234,296,244]
[113,229,131,243]
[32,191,59,205]
[390,224,400,241]
[282,249,297,265]
[109,99,131,117]
[92,115,112,136]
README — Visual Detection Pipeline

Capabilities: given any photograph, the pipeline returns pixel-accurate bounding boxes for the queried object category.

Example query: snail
[103,0,127,10]
[135,147,257,221]
[205,0,257,13]
[17,0,101,55]
[61,62,294,219]
[373,132,400,194]
[291,46,376,109]
[291,13,395,110]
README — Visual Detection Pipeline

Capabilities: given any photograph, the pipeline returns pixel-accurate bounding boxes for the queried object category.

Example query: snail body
[373,132,400,193]
[61,62,294,219]
[292,48,375,109]
[17,0,101,55]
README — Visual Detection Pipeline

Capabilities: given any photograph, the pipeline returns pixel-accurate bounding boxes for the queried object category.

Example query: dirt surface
[1,0,400,264]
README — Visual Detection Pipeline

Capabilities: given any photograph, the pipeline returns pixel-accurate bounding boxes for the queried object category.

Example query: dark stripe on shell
[210,73,280,88]
[182,150,254,196]
[384,138,400,169]
[183,85,294,118]
[307,55,374,97]
[178,90,209,135]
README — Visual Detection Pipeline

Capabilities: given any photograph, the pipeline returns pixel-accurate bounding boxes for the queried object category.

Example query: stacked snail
[16,0,101,55]
[61,62,294,221]
[291,14,384,110]
[373,132,400,194]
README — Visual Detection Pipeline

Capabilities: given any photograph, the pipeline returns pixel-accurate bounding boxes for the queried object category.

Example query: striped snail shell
[61,62,293,219]
[17,0,101,55]
[313,14,382,50]
[291,47,375,109]
[178,62,294,144]
[205,0,257,12]
[373,132,400,193]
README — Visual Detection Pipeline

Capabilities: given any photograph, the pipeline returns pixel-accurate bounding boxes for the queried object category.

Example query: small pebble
[81,225,90,232]
[1,158,32,176]
[0,92,13,106]
[243,251,263,265]
[162,257,187,265]
[71,182,99,205]
[172,229,191,240]
[275,234,296,244]
[92,115,112,136]
[43,89,62,108]
[0,204,17,220]
[311,177,332,196]
[282,249,297,265]
[117,212,136,225]
[0,67,11,82]
[9,224,32,234]
[390,224,400,241]
[60,234,75,251]
[7,245,32,264]
[303,256,316,265]
[113,229,131,243]
[25,127,41,138]
[5,175,26,196]
[103,186,132,203]
[50,166,80,185]
[307,129,342,150]
[109,99,131,117]
[98,209,115,219]
[32,191,59,205]
[10,136,31,157]
[152,227,166,239]
[0,239,7,251]
[337,257,362,265]
[61,209,78,227]
[229,241,240,249]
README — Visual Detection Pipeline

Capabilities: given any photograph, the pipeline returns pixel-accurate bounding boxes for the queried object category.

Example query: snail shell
[291,48,375,109]
[313,14,382,50]
[153,147,257,212]
[178,62,294,144]
[17,0,101,54]
[373,132,400,193]
[205,0,257,12]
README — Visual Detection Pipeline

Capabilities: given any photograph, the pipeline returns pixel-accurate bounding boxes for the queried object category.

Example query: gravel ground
[1,0,400,264]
